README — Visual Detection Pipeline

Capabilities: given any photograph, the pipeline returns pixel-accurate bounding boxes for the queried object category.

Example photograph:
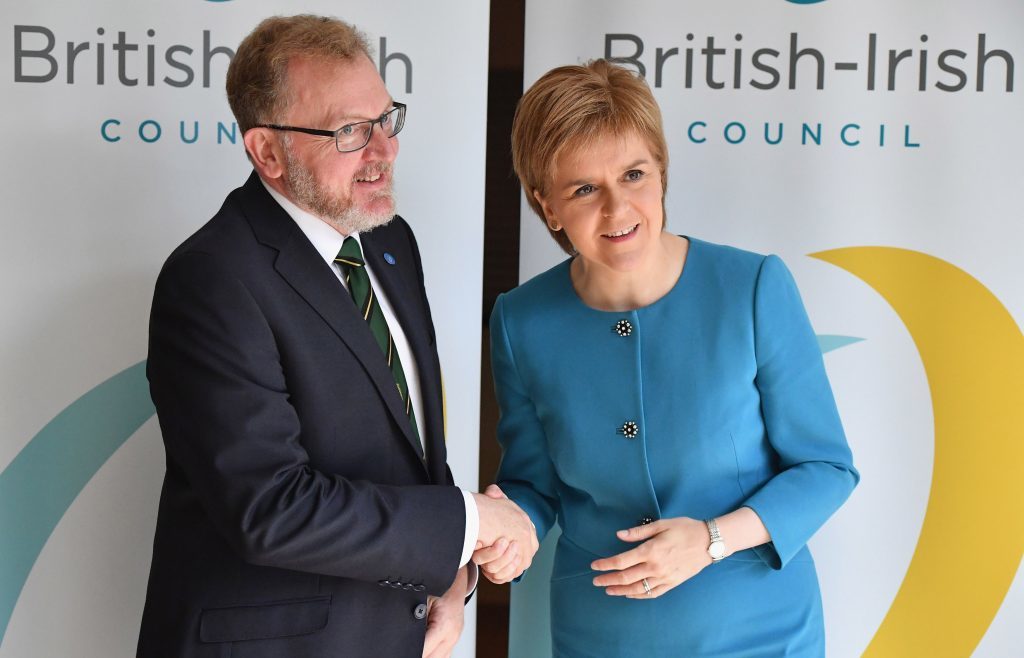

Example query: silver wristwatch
[705,518,726,563]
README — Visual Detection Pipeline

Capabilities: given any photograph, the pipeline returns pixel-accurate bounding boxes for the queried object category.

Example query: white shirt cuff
[459,488,479,568]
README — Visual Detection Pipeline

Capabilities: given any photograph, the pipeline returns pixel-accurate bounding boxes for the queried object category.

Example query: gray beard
[283,143,396,235]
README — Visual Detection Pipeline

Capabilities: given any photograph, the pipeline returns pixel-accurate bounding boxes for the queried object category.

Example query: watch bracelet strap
[705,517,725,563]
[705,517,722,542]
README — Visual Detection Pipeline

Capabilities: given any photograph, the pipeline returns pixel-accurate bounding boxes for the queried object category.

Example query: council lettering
[683,121,920,148]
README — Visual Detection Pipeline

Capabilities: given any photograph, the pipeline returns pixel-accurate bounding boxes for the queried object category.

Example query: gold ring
[642,578,651,595]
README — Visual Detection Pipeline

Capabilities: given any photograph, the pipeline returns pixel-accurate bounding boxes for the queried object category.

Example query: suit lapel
[236,174,425,463]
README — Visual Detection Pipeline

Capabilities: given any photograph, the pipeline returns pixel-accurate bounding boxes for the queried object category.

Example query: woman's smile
[602,223,640,241]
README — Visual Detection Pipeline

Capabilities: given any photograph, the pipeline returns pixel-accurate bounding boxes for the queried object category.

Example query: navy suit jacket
[137,172,465,658]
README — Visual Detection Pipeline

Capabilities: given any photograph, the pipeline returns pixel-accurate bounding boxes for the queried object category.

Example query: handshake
[471,485,540,584]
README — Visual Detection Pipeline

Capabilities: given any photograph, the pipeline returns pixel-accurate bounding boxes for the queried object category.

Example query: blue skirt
[549,537,825,657]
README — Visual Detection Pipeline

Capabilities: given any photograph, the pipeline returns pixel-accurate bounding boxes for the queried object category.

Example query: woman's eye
[626,170,644,181]
[573,184,595,197]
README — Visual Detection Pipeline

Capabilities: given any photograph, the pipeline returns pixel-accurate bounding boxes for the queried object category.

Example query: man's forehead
[287,55,391,123]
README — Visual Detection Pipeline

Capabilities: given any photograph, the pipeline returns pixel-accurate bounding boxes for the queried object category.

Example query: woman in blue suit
[480,60,859,656]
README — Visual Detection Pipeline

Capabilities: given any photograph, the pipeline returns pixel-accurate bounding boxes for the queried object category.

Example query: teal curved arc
[817,334,864,353]
[0,361,155,646]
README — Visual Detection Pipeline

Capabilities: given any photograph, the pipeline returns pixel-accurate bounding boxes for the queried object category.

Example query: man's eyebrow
[326,100,396,127]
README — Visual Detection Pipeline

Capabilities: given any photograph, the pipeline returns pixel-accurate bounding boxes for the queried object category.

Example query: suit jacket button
[414,584,426,592]
[613,319,633,337]
[639,515,656,526]
[378,579,390,587]
[413,603,428,620]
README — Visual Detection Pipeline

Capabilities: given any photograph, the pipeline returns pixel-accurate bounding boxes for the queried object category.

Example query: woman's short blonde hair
[227,15,372,134]
[511,59,669,254]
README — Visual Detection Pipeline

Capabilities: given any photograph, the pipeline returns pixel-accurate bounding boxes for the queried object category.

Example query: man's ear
[243,128,286,181]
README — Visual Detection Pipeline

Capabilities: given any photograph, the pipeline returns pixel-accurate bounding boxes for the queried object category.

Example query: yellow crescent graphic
[812,247,1024,656]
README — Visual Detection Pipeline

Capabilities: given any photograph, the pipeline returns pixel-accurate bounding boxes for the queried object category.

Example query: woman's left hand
[590,517,713,599]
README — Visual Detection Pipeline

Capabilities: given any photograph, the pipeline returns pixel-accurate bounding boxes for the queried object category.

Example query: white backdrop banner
[514,1,1022,656]
[0,2,488,657]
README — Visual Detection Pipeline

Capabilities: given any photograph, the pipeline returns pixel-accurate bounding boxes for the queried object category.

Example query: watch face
[709,541,726,560]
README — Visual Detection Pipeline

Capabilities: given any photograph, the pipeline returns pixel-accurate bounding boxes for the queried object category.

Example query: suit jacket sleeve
[147,250,465,596]
[742,255,860,569]
[491,293,560,540]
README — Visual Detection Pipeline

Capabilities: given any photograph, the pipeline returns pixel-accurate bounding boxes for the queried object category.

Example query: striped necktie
[335,237,420,442]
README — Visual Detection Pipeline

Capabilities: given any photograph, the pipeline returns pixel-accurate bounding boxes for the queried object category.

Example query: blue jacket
[491,237,858,656]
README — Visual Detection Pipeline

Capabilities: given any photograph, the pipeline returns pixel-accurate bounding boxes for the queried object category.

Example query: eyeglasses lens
[335,105,405,152]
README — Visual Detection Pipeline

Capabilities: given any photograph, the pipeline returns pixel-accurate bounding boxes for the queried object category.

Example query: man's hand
[471,485,538,584]
[422,565,468,658]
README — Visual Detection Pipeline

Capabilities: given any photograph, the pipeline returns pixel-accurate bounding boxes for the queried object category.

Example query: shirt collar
[260,177,361,266]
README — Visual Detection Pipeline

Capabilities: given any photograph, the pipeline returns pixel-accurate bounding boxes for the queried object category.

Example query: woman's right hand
[472,484,536,583]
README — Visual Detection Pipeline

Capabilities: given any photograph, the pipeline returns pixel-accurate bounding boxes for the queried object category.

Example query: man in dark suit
[137,15,535,658]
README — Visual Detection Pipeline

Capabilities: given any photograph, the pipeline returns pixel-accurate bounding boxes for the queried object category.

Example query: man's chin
[362,190,394,214]
[336,202,395,235]
[357,195,396,227]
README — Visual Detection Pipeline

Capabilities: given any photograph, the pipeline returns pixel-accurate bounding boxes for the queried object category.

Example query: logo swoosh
[0,361,155,645]
[814,247,1024,656]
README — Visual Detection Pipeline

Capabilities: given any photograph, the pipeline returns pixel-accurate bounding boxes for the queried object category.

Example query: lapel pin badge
[383,252,396,265]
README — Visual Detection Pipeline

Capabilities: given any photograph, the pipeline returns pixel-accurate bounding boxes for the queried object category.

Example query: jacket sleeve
[490,294,560,541]
[741,255,860,569]
[147,250,465,596]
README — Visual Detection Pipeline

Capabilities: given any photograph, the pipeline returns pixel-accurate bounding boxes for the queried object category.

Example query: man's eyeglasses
[257,102,406,153]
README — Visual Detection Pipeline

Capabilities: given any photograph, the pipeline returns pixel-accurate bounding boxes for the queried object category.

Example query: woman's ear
[533,190,560,231]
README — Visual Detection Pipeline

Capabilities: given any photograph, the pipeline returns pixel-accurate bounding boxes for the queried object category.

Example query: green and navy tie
[335,237,420,441]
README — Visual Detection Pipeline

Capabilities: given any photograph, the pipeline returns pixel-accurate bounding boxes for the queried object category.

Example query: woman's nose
[601,187,627,219]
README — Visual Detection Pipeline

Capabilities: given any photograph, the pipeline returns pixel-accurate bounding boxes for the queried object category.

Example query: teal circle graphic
[787,0,827,4]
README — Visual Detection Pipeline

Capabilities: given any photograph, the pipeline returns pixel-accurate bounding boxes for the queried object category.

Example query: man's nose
[363,123,398,160]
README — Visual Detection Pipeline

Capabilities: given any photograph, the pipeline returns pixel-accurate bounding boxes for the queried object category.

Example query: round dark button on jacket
[613,319,633,337]
[413,603,428,620]
[618,421,640,439]
[639,516,656,526]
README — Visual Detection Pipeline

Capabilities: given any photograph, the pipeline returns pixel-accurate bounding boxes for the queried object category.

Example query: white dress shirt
[261,181,479,571]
